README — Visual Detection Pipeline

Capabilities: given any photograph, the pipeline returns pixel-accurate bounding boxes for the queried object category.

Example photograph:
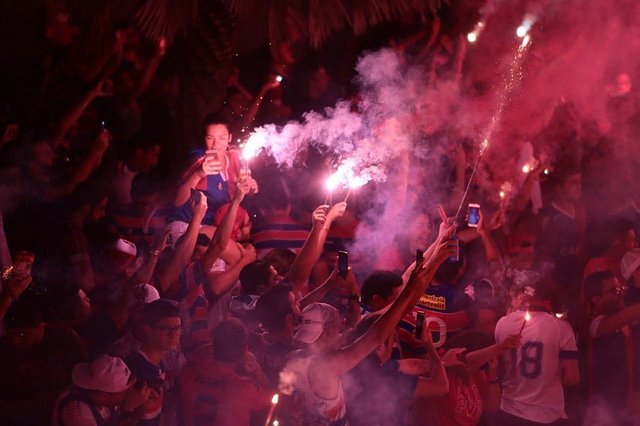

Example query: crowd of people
[2,5,640,426]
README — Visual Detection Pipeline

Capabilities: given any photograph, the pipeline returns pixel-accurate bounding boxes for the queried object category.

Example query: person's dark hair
[255,284,294,332]
[5,298,42,329]
[239,260,272,295]
[434,251,466,284]
[528,276,563,311]
[360,271,403,306]
[584,271,616,300]
[212,318,247,362]
[263,248,296,277]
[141,299,180,326]
[203,113,230,130]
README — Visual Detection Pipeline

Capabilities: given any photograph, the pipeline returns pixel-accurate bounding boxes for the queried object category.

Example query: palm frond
[228,0,441,48]
[135,0,199,42]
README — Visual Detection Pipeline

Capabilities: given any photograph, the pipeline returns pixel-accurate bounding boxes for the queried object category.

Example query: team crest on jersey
[419,294,446,311]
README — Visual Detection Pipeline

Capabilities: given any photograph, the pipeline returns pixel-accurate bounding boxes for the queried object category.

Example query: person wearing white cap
[278,215,457,425]
[53,355,150,426]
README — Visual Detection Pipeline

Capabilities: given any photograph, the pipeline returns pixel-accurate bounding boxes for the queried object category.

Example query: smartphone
[415,312,425,338]
[468,203,480,228]
[416,249,424,262]
[338,250,349,278]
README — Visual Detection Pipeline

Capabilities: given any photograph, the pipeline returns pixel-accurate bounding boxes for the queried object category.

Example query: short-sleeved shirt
[402,283,472,342]
[495,310,577,423]
[170,148,242,225]
[252,214,309,258]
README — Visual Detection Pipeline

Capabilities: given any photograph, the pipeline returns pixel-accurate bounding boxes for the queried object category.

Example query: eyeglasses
[152,325,183,336]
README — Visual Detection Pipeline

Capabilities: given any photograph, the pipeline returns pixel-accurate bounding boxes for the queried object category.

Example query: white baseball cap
[71,356,132,393]
[293,303,341,344]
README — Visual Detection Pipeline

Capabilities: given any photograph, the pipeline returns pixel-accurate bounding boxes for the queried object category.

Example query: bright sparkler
[516,26,528,38]
[516,15,536,38]
[325,159,373,203]
[243,131,267,161]
[519,311,531,335]
[264,394,279,426]
[453,19,533,221]
[467,21,485,44]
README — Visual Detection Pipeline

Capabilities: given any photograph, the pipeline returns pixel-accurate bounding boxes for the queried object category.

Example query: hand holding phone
[468,203,480,228]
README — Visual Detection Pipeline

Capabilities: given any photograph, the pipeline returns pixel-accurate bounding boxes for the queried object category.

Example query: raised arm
[205,243,256,297]
[591,304,640,338]
[402,205,455,284]
[156,193,207,293]
[413,326,449,397]
[50,80,113,147]
[476,211,504,265]
[321,237,455,376]
[55,131,111,199]
[238,77,281,131]
[201,178,252,272]
[126,38,166,103]
[287,203,346,294]
[125,229,171,288]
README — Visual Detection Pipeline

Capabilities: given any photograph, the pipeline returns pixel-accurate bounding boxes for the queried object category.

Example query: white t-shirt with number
[495,310,577,423]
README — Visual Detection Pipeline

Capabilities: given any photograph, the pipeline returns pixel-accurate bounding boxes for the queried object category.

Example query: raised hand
[202,151,222,175]
[234,177,252,202]
[312,205,329,229]
[437,205,456,240]
[326,201,347,223]
[190,191,208,221]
